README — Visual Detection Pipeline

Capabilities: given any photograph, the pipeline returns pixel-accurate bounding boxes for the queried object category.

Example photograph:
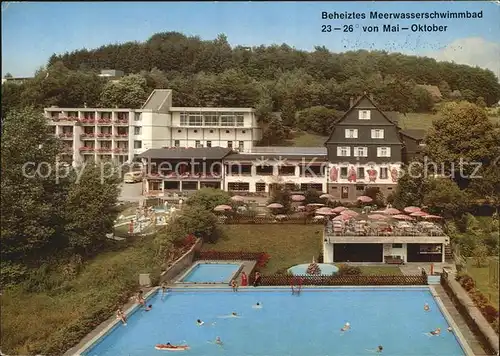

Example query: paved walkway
[433,284,489,355]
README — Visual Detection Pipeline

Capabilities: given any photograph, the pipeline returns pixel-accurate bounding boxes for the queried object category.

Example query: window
[392,243,403,248]
[133,141,142,149]
[238,141,244,151]
[371,129,384,139]
[353,147,368,157]
[180,113,188,126]
[225,130,230,134]
[177,129,182,133]
[356,185,365,191]
[377,147,391,157]
[256,182,266,192]
[209,130,214,133]
[236,115,244,127]
[340,167,348,178]
[242,130,246,134]
[206,141,212,147]
[134,113,141,121]
[345,129,358,138]
[228,182,250,191]
[337,146,351,157]
[204,114,219,126]
[380,167,388,179]
[134,126,141,135]
[174,140,180,147]
[227,141,233,149]
[357,167,365,179]
[195,140,201,148]
[220,115,235,126]
[188,114,203,126]
[359,110,370,120]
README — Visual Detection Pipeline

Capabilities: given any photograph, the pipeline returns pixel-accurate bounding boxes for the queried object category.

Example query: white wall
[140,112,171,151]
[323,242,334,263]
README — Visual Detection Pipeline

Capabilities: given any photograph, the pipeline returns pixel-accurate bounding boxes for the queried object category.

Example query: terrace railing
[257,274,427,286]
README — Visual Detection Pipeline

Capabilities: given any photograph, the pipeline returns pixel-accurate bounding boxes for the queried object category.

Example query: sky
[2,1,500,78]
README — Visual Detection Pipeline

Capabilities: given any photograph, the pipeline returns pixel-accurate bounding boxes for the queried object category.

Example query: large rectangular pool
[178,262,242,284]
[82,287,468,356]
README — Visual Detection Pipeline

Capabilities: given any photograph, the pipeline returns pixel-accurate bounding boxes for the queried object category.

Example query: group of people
[424,303,453,335]
[230,271,262,291]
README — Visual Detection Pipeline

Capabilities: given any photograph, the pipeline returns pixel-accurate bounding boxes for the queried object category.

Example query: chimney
[349,97,354,108]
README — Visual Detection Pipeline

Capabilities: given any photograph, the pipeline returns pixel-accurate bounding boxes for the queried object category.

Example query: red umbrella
[291,194,305,202]
[315,207,336,215]
[357,196,373,203]
[403,206,421,213]
[332,206,348,213]
[422,214,443,219]
[383,208,401,215]
[368,214,388,220]
[410,211,428,217]
[341,209,359,217]
[307,203,325,207]
[392,214,415,220]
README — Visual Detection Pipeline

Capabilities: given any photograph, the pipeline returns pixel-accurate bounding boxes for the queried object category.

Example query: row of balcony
[50,117,129,125]
[78,147,129,153]
[80,133,129,138]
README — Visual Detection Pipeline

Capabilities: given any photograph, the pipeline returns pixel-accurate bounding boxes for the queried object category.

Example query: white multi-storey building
[44,89,262,166]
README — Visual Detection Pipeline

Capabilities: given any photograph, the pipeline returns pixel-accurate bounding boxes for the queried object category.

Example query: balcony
[114,133,129,139]
[114,119,129,125]
[79,118,96,125]
[147,172,223,180]
[62,147,73,154]
[97,118,112,125]
[80,133,95,139]
[79,147,95,153]
[50,115,79,122]
[113,148,129,154]
[96,133,113,139]
[59,133,73,139]
[96,147,112,153]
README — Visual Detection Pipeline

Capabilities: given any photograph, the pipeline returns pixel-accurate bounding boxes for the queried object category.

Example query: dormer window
[371,129,384,139]
[359,110,370,120]
[345,129,358,138]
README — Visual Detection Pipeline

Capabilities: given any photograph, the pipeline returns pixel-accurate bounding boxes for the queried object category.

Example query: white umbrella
[332,206,348,213]
[307,203,324,207]
[410,211,428,217]
[214,204,232,212]
[319,194,333,200]
[315,207,335,215]
[313,215,325,220]
[275,214,288,220]
[357,195,373,203]
[340,209,359,217]
[291,194,306,202]
[403,206,421,213]
[267,203,284,209]
[231,195,245,202]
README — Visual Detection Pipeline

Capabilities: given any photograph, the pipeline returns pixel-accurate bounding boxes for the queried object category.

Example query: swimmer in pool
[377,345,383,353]
[424,303,430,311]
[341,322,350,332]
[215,337,223,345]
[197,319,204,326]
[447,326,452,332]
[253,302,262,309]
[145,304,152,312]
[429,328,441,336]
[231,312,238,317]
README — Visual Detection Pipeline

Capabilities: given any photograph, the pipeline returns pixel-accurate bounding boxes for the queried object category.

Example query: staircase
[444,244,453,262]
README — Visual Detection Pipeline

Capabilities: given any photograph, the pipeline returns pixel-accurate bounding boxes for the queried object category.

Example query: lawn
[286,131,328,147]
[0,236,161,355]
[204,224,402,276]
[466,257,499,308]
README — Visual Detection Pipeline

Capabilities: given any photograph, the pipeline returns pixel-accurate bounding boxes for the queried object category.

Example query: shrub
[337,264,362,276]
[479,304,499,323]
[256,253,271,268]
[456,273,475,291]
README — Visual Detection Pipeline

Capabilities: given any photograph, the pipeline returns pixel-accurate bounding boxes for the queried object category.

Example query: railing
[257,274,427,286]
[59,133,73,138]
[79,118,96,124]
[96,148,112,153]
[113,148,129,154]
[96,133,113,138]
[325,228,446,237]
[114,133,129,138]
[80,133,95,138]
[79,147,95,152]
[220,216,323,225]
[97,118,112,124]
[114,119,129,124]
[147,173,223,180]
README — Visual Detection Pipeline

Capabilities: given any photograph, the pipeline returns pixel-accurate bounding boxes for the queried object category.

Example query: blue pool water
[180,263,241,283]
[288,263,339,275]
[83,288,466,356]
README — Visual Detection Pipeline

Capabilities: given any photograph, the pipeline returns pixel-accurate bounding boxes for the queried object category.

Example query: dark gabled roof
[138,147,233,160]
[385,111,401,126]
[324,93,399,145]
[401,129,426,140]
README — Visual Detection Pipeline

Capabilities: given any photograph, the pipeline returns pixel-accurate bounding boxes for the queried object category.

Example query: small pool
[178,262,242,283]
[288,263,339,275]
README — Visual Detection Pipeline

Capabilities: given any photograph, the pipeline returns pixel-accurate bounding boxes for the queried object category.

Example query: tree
[468,163,500,215]
[472,243,489,267]
[304,188,322,204]
[99,74,149,108]
[4,72,13,78]
[475,96,486,108]
[268,185,292,213]
[438,80,451,99]
[296,106,341,135]
[392,162,428,210]
[186,188,231,211]
[261,117,287,145]
[425,101,499,182]
[422,178,469,218]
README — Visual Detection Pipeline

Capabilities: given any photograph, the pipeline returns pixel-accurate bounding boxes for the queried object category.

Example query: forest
[2,31,500,140]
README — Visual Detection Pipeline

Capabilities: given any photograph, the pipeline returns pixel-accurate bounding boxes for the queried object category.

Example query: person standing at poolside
[136,290,145,307]
[253,272,262,287]
[116,308,127,325]
[240,271,248,286]
[231,279,239,292]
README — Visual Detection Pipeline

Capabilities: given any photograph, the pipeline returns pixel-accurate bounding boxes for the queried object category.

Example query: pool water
[180,263,241,283]
[288,263,339,275]
[83,288,465,356]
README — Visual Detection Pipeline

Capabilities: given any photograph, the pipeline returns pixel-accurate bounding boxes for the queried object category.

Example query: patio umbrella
[392,214,414,220]
[332,206,348,213]
[382,208,401,215]
[267,203,284,209]
[315,207,335,215]
[313,215,325,220]
[291,194,306,202]
[230,195,245,202]
[403,206,421,213]
[333,214,351,221]
[319,194,333,200]
[357,195,373,203]
[307,203,325,207]
[214,204,232,212]
[340,209,359,217]
[422,214,443,219]
[275,214,288,220]
[368,214,387,220]
[410,211,428,217]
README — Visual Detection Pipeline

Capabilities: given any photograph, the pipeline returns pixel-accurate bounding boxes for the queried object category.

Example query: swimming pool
[177,262,242,283]
[81,287,469,356]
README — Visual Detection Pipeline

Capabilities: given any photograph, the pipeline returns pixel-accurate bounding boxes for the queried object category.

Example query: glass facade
[179,112,245,127]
